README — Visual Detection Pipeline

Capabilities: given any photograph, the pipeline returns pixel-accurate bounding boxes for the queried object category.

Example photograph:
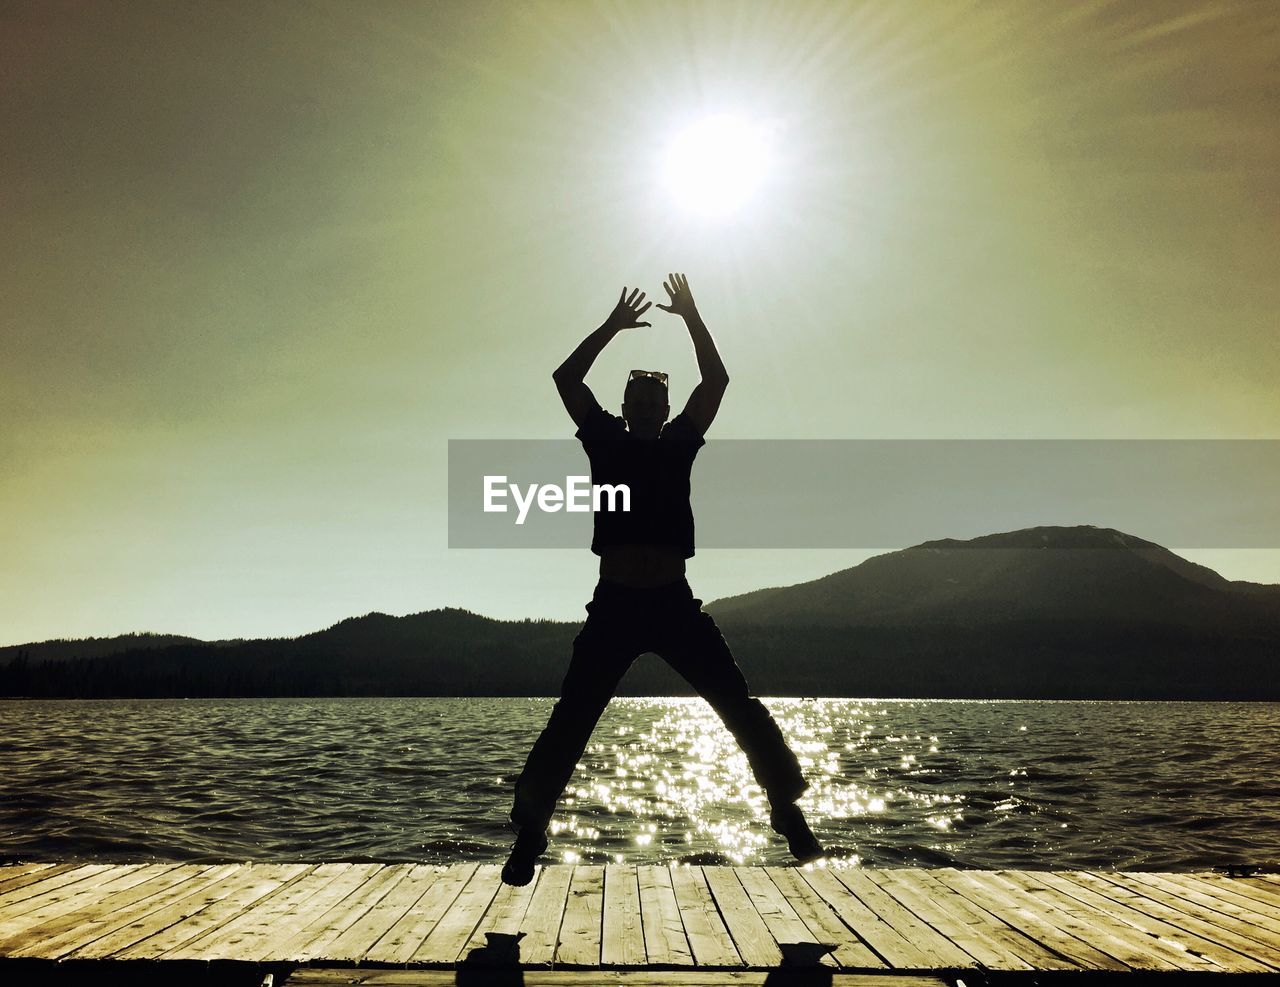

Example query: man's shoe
[770,803,824,863]
[501,825,548,886]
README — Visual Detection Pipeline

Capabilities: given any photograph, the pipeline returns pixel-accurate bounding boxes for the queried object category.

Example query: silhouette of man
[502,274,823,886]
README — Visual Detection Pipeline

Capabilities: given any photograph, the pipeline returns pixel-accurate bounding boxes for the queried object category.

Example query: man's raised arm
[553,287,651,428]
[657,273,728,436]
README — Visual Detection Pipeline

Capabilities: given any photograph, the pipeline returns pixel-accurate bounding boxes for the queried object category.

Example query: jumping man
[502,274,823,885]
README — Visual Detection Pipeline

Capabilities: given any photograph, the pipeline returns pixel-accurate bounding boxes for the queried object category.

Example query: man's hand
[656,272,698,320]
[666,271,726,436]
[604,287,652,330]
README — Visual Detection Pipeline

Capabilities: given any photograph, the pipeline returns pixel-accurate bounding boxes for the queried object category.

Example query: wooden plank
[668,865,740,968]
[0,864,49,879]
[556,865,604,967]
[899,868,1085,971]
[0,864,115,916]
[0,864,159,941]
[0,864,60,893]
[0,865,163,947]
[11,861,1280,978]
[60,863,261,960]
[1214,875,1280,908]
[1126,870,1280,942]
[323,864,443,963]
[1073,871,1280,971]
[1143,872,1280,929]
[767,867,883,969]
[15,864,239,960]
[284,968,951,985]
[1042,871,1270,974]
[268,863,413,963]
[797,867,932,969]
[970,870,1158,970]
[834,869,977,969]
[1072,872,1280,970]
[637,865,693,966]
[735,867,836,968]
[0,863,83,898]
[236,862,382,962]
[932,869,1127,971]
[111,863,313,959]
[702,866,781,968]
[413,863,504,964]
[459,863,540,963]
[603,864,647,966]
[866,868,1045,971]
[364,862,477,964]
[994,870,1191,972]
[164,863,355,960]
[1090,875,1280,962]
[5,864,224,958]
[520,864,572,967]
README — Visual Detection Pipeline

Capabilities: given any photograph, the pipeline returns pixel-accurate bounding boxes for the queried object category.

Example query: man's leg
[656,604,824,861]
[505,609,637,883]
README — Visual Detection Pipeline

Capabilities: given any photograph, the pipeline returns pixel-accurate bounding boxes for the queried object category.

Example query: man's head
[622,369,669,439]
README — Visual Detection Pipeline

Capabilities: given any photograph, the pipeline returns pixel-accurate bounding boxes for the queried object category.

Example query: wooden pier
[1,862,1278,983]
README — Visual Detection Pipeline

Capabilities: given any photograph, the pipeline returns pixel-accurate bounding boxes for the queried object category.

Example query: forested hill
[3,526,1278,700]
[707,525,1280,626]
[0,632,221,664]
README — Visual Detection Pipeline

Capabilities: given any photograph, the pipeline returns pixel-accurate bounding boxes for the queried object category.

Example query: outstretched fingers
[610,284,661,326]
[612,286,651,327]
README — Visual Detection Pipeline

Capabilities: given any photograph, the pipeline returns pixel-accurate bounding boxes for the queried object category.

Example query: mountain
[2,526,1277,699]
[707,526,1280,628]
[704,526,1280,698]
[0,611,578,699]
[0,632,227,664]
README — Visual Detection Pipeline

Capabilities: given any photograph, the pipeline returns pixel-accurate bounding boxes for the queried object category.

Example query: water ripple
[0,697,1276,870]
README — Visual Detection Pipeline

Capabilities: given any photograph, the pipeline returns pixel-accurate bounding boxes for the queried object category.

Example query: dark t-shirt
[575,403,706,558]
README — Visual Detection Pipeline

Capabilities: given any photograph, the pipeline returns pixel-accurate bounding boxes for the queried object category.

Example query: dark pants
[511,578,808,829]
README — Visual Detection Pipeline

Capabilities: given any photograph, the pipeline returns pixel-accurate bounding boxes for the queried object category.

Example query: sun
[660,113,776,219]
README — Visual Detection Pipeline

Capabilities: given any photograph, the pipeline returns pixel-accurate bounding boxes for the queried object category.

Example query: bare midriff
[598,545,686,587]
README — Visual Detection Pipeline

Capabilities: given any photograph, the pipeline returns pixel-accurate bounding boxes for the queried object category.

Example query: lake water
[1,698,1276,871]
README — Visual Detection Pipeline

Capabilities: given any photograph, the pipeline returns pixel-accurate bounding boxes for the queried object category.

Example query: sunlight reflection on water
[561,698,976,867]
[1,697,1277,870]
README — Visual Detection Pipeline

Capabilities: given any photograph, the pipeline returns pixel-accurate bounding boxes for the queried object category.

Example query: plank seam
[122,863,321,959]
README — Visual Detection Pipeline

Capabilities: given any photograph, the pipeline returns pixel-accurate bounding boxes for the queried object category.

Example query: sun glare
[660,113,775,219]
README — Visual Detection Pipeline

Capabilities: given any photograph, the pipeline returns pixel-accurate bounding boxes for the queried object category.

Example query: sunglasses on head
[628,369,669,386]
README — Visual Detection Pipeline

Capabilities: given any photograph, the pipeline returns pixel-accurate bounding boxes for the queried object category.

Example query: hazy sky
[2,0,1278,645]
